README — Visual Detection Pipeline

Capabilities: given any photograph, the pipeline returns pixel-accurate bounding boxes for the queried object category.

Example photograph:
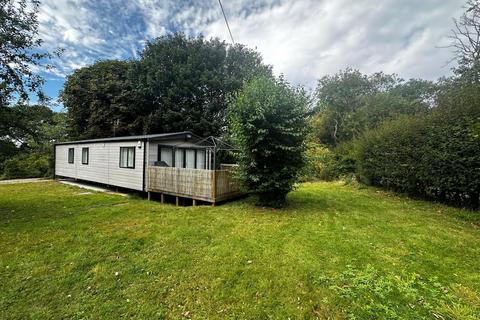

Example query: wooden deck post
[176,196,179,206]
[211,170,217,204]
[160,193,164,204]
[192,199,196,206]
[147,191,151,201]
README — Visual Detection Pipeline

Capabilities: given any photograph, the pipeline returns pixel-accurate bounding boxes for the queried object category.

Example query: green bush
[355,115,427,191]
[2,153,52,179]
[301,142,334,181]
[302,141,356,181]
[356,85,480,208]
[0,140,19,173]
[229,75,308,208]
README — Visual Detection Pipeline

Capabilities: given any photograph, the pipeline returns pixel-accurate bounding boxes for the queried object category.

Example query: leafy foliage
[61,60,134,138]
[229,76,308,207]
[0,104,64,146]
[345,92,429,135]
[313,69,434,146]
[0,0,59,105]
[0,140,18,173]
[301,141,355,181]
[0,0,65,179]
[356,84,480,208]
[0,104,67,179]
[2,152,52,179]
[62,33,271,139]
[131,34,271,137]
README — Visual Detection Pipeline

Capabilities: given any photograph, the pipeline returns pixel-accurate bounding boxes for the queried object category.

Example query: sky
[36,0,466,108]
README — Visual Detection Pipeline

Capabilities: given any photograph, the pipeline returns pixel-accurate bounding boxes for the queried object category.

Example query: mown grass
[0,181,479,319]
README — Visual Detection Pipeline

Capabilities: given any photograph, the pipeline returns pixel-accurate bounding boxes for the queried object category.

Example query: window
[175,148,184,168]
[196,149,206,169]
[158,146,173,166]
[82,147,89,165]
[185,149,195,168]
[157,146,208,169]
[68,148,74,164]
[119,147,135,168]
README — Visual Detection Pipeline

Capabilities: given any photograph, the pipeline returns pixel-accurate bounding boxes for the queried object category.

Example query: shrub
[2,152,52,179]
[302,141,356,181]
[0,140,19,173]
[356,85,480,208]
[229,75,308,207]
[355,115,428,191]
[301,142,334,181]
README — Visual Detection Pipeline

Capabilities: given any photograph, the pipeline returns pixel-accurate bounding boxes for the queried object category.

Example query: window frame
[119,147,135,169]
[185,148,196,169]
[174,148,185,168]
[81,147,89,165]
[68,148,75,164]
[196,149,206,169]
[158,145,174,167]
[156,144,209,169]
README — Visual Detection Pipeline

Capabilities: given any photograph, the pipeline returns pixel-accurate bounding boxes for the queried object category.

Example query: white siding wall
[55,141,145,191]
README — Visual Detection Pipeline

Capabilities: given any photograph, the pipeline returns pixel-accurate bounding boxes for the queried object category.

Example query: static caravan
[54,131,242,204]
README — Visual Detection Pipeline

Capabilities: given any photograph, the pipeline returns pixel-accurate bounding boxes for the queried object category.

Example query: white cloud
[201,0,465,87]
[37,0,466,92]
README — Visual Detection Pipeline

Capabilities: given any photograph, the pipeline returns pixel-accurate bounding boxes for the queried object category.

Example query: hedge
[356,85,480,209]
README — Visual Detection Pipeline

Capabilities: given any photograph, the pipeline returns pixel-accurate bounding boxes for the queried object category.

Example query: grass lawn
[0,181,479,319]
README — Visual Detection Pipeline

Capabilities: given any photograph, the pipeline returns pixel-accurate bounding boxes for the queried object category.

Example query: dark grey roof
[54,131,198,145]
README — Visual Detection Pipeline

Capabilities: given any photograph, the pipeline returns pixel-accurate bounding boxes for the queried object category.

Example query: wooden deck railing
[147,166,243,203]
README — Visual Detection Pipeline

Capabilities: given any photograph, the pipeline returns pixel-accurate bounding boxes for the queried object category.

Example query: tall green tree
[131,33,271,137]
[0,0,58,105]
[62,33,271,139]
[1,0,61,173]
[229,75,308,208]
[343,92,429,137]
[314,69,398,145]
[0,104,67,176]
[1,104,66,148]
[313,69,434,146]
[61,60,134,139]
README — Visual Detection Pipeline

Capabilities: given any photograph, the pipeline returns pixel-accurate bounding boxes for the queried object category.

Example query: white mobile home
[54,131,242,204]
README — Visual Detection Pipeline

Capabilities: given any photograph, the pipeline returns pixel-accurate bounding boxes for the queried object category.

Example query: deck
[147,166,244,204]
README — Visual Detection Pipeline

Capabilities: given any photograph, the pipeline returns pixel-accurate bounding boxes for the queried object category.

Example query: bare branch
[446,0,480,82]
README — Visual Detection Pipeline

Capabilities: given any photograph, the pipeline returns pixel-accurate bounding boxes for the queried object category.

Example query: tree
[344,92,429,137]
[229,75,308,208]
[0,104,67,177]
[61,60,135,139]
[1,0,61,171]
[0,0,58,105]
[0,104,66,149]
[448,0,480,82]
[313,69,434,146]
[131,33,271,137]
[314,69,400,145]
[62,33,271,139]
